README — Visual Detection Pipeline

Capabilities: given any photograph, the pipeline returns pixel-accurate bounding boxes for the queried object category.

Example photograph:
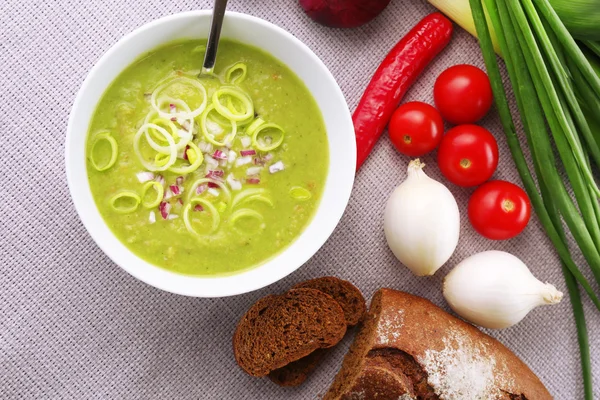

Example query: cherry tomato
[469,180,531,240]
[437,125,499,187]
[434,64,493,125]
[388,102,444,157]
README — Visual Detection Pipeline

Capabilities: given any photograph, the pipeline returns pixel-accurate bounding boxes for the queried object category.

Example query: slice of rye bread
[292,277,367,326]
[269,277,367,386]
[324,289,552,400]
[233,288,347,377]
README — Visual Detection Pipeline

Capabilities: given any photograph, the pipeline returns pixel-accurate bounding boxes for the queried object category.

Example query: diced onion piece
[109,191,141,214]
[207,188,220,197]
[263,153,273,162]
[169,185,184,196]
[225,62,248,85]
[163,188,173,200]
[194,204,204,212]
[227,174,243,191]
[133,123,177,171]
[155,175,166,186]
[159,201,172,219]
[170,103,176,114]
[252,123,285,152]
[240,149,256,156]
[167,214,179,220]
[290,186,312,201]
[149,211,156,224]
[90,133,118,172]
[199,141,213,154]
[212,87,254,122]
[246,166,263,176]
[142,181,164,209]
[246,177,261,184]
[240,136,252,148]
[176,176,184,185]
[136,171,155,183]
[269,161,285,174]
[206,170,224,180]
[183,198,220,236]
[213,149,227,160]
[196,184,207,195]
[228,150,237,164]
[187,178,231,203]
[204,154,219,168]
[236,156,252,167]
[151,76,208,119]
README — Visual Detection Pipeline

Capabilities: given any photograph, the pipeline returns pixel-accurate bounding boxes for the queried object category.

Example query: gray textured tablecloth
[1,0,598,398]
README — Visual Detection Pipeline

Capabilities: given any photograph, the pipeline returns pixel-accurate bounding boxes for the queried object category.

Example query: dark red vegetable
[353,13,453,170]
[299,0,391,29]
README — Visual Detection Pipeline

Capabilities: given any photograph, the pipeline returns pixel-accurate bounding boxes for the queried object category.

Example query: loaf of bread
[233,288,347,377]
[325,289,552,400]
[269,277,366,386]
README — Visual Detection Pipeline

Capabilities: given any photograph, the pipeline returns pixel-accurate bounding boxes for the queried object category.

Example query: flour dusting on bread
[419,329,513,399]
[376,310,404,345]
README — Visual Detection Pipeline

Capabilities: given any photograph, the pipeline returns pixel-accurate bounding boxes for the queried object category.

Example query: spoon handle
[202,0,228,74]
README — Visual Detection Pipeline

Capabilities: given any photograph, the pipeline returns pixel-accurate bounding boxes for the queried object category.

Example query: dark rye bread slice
[269,277,366,386]
[292,277,367,326]
[325,289,552,400]
[233,288,347,377]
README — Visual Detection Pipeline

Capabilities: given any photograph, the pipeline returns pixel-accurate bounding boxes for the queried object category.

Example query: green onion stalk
[465,0,598,397]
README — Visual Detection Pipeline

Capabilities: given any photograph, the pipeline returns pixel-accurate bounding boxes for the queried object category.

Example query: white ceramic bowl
[66,11,355,297]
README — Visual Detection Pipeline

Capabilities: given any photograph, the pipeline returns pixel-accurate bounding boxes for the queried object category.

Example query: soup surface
[86,39,329,276]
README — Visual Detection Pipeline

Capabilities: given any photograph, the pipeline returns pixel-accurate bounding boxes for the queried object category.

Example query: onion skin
[299,0,391,28]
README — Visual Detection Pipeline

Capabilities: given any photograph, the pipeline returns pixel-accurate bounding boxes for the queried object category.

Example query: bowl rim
[65,10,356,297]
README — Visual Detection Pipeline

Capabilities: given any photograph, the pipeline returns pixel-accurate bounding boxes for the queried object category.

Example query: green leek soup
[86,40,329,276]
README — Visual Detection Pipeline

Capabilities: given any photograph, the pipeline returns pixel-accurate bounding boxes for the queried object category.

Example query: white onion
[383,160,460,276]
[443,251,563,329]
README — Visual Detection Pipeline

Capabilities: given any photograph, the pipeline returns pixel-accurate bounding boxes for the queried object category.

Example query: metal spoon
[201,0,228,76]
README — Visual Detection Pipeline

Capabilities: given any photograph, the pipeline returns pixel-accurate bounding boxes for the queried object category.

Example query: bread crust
[326,289,553,400]
[269,277,367,386]
[233,288,346,377]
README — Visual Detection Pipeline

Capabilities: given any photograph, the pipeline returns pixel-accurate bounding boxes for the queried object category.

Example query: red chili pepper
[354,12,453,170]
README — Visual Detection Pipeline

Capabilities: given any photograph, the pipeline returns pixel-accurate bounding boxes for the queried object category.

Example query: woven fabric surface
[1,0,598,398]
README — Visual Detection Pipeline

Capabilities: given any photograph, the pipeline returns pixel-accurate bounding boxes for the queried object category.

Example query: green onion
[212,87,254,122]
[200,104,238,147]
[469,0,597,395]
[109,191,141,214]
[168,142,204,174]
[290,186,312,201]
[231,188,268,209]
[547,0,600,41]
[229,208,265,234]
[141,181,164,209]
[583,40,600,58]
[183,198,220,236]
[225,62,248,85]
[90,133,118,172]
[251,123,285,152]
[245,117,265,136]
